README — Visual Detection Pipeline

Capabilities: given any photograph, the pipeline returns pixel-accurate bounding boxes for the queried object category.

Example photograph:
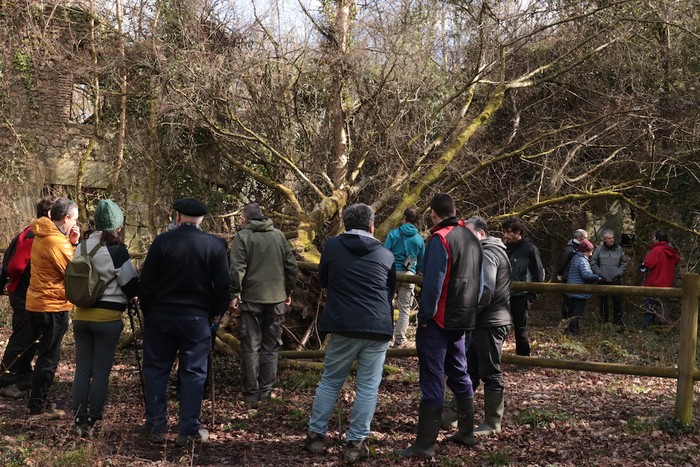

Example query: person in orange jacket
[25,197,80,419]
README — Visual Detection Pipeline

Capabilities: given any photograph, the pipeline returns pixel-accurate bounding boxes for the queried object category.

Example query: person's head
[343,203,374,233]
[36,196,55,218]
[602,229,615,247]
[464,216,489,240]
[93,199,124,233]
[578,239,595,256]
[172,197,208,225]
[653,229,669,243]
[241,202,264,226]
[429,193,456,226]
[49,198,79,234]
[403,207,419,225]
[501,217,525,244]
[573,229,588,242]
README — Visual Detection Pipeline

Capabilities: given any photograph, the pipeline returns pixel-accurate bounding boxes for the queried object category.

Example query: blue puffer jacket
[566,253,600,298]
[384,223,425,273]
[319,230,396,339]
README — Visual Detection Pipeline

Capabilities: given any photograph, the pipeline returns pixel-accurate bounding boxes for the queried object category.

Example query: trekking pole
[209,321,219,428]
[127,299,146,405]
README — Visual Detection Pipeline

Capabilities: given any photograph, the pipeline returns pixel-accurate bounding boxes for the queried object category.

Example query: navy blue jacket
[139,224,230,319]
[318,230,396,339]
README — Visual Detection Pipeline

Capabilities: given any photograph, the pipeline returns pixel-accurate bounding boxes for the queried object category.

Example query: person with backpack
[0,196,54,400]
[70,199,139,437]
[25,197,80,419]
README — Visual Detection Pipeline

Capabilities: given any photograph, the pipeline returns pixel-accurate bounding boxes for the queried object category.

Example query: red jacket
[643,241,680,288]
[5,226,34,294]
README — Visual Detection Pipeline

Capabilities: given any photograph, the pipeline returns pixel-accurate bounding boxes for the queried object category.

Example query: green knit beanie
[94,199,124,232]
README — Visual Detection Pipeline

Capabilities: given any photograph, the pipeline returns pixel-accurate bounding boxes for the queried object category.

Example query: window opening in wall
[70,83,99,124]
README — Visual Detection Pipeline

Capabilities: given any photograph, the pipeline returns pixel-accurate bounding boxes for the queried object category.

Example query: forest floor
[1,298,699,466]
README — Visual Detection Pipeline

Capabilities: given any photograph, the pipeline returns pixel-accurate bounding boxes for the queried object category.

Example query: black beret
[173,197,208,216]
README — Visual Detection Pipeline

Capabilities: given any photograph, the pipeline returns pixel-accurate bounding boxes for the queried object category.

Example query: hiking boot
[145,430,166,444]
[176,428,209,447]
[74,422,90,438]
[0,384,24,400]
[304,432,326,454]
[344,439,369,464]
[28,403,66,420]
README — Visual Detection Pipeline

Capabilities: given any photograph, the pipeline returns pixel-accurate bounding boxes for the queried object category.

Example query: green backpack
[65,242,115,307]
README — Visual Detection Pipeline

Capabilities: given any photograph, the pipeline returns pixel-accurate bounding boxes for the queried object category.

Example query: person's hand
[557,275,563,282]
[68,224,81,245]
[285,296,292,306]
[229,296,240,316]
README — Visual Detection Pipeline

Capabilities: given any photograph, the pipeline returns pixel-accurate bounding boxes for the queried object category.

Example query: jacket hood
[31,217,63,238]
[482,236,506,250]
[245,218,273,232]
[650,241,680,260]
[399,223,420,237]
[339,231,383,255]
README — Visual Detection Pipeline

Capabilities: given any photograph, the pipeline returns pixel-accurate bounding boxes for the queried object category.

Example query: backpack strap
[82,241,117,289]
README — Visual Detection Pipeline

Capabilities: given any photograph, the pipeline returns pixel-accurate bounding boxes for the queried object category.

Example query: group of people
[558,227,680,334]
[0,192,683,462]
[0,196,299,447]
[304,194,546,462]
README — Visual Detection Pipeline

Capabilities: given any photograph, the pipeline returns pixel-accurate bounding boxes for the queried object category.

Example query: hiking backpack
[64,242,115,307]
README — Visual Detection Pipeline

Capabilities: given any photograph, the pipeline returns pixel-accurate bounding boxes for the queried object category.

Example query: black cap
[173,198,208,216]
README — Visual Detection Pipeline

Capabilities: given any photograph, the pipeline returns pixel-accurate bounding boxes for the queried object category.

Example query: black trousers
[598,280,623,324]
[467,325,511,392]
[27,311,69,413]
[510,296,531,356]
[0,293,37,387]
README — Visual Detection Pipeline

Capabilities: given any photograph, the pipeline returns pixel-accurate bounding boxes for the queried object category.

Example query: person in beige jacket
[25,197,80,419]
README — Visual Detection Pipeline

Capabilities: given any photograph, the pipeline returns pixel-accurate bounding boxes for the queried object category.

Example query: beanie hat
[94,199,124,232]
[578,239,595,252]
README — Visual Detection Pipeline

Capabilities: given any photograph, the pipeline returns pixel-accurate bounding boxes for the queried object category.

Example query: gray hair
[573,229,588,240]
[465,216,489,235]
[343,203,374,232]
[601,229,615,239]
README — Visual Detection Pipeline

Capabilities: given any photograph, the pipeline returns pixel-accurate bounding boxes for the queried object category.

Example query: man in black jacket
[501,217,544,357]
[305,204,395,464]
[397,194,482,458]
[139,198,229,446]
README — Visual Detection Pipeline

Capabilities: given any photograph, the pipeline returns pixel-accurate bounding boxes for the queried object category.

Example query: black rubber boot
[447,396,477,446]
[441,396,458,430]
[395,402,442,458]
[474,389,504,436]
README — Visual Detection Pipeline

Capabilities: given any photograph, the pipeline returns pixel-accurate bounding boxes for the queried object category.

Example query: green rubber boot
[446,396,477,446]
[474,389,504,436]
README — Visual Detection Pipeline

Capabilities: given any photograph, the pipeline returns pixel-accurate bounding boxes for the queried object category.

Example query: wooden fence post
[675,273,700,426]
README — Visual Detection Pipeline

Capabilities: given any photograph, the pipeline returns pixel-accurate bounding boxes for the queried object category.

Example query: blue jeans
[143,313,211,436]
[308,334,389,441]
[416,320,473,407]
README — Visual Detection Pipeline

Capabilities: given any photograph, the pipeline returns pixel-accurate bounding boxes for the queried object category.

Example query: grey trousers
[392,275,415,344]
[238,301,286,400]
[72,319,123,422]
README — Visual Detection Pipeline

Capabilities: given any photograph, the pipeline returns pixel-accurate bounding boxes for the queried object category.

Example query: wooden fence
[286,262,700,426]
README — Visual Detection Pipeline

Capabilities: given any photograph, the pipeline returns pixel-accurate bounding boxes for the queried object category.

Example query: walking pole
[127,299,146,405]
[209,321,219,428]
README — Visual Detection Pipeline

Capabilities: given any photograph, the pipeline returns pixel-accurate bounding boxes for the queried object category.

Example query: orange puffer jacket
[25,217,76,312]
